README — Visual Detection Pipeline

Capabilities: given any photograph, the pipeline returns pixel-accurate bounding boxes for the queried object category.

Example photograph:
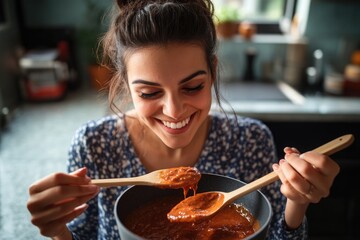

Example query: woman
[27,0,340,239]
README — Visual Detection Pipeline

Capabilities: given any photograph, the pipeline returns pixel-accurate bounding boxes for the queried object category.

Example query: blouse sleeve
[66,122,99,239]
[252,121,308,240]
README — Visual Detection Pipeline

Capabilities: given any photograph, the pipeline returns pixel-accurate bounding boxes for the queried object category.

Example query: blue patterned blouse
[67,112,307,240]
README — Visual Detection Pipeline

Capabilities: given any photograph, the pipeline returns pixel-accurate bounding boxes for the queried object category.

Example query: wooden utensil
[168,134,354,222]
[91,166,200,188]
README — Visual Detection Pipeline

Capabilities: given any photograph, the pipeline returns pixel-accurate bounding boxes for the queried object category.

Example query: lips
[162,117,190,130]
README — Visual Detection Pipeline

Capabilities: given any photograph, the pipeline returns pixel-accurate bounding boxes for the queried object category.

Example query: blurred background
[0,0,359,239]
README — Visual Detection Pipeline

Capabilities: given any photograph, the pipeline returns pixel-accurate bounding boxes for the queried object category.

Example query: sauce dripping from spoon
[158,166,201,197]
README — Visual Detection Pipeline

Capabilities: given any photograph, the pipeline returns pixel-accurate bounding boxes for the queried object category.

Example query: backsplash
[217,38,289,82]
[305,0,360,71]
[218,0,360,87]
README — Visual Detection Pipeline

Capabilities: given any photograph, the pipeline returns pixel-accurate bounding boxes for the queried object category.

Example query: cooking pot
[114,173,272,240]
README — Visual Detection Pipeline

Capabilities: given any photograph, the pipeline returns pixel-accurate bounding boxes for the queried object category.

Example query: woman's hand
[272,147,340,229]
[273,147,340,204]
[27,167,100,239]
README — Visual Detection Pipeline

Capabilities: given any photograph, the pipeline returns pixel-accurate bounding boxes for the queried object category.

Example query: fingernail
[272,164,279,170]
[75,167,86,172]
[83,204,89,211]
[279,159,286,165]
[75,203,89,211]
[284,147,291,153]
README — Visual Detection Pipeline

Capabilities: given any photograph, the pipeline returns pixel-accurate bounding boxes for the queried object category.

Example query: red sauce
[159,167,201,197]
[124,195,259,240]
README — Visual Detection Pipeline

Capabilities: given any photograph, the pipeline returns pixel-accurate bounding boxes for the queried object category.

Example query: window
[213,0,296,34]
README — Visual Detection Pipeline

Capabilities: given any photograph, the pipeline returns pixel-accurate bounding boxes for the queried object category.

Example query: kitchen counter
[212,81,360,122]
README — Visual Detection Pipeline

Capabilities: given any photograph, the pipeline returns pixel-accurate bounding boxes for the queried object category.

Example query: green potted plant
[214,5,241,39]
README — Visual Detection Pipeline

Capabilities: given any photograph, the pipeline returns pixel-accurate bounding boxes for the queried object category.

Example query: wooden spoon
[91,166,200,188]
[167,134,354,222]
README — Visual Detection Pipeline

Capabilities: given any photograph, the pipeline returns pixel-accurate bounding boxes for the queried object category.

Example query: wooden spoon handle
[227,134,354,202]
[311,134,354,155]
[91,171,159,187]
[91,176,155,187]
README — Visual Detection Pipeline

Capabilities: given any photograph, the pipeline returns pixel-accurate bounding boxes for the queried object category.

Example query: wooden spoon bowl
[168,134,354,222]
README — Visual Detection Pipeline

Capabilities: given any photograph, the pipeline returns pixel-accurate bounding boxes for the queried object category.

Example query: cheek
[133,99,159,117]
[129,88,156,117]
[191,89,212,109]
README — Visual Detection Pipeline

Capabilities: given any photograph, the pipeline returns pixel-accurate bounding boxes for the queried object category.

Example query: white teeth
[162,117,190,129]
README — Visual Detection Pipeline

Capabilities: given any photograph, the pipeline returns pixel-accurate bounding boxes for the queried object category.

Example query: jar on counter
[324,72,344,95]
[344,64,360,96]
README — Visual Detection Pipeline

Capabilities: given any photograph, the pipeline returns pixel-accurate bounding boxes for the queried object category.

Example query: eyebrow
[132,70,207,86]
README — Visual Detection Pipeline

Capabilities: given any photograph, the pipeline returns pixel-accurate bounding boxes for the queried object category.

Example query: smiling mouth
[162,116,191,130]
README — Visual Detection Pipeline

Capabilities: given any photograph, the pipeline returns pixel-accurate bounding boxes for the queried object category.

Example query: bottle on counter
[242,47,257,81]
[324,71,344,96]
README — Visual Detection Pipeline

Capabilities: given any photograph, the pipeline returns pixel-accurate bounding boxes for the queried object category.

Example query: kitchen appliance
[19,49,69,101]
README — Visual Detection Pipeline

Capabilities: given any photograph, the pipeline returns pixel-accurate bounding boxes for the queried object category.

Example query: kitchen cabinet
[265,121,359,239]
[214,82,360,239]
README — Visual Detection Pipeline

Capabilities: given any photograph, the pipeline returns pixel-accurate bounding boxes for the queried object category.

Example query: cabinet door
[265,121,360,239]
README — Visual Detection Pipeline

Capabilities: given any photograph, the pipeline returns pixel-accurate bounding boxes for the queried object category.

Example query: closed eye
[183,83,204,94]
[138,91,162,99]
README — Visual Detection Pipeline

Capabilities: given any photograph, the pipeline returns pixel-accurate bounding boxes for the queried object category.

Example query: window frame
[214,0,297,35]
[250,0,297,35]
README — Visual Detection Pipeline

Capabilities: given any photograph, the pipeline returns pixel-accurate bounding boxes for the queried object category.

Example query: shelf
[219,34,307,45]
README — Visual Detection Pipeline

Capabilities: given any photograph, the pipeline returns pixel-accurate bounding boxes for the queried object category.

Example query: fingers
[273,162,309,204]
[29,168,91,194]
[274,150,340,204]
[30,193,95,226]
[28,184,99,212]
[72,167,88,177]
[37,204,88,237]
[287,152,339,196]
[300,151,340,177]
[280,158,312,195]
[284,154,324,194]
[283,147,300,155]
[27,168,100,238]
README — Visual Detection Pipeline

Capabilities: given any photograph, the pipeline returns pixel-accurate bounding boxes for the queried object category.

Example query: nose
[163,94,184,119]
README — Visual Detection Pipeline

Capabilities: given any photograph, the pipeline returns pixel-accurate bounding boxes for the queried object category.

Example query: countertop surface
[212,82,360,122]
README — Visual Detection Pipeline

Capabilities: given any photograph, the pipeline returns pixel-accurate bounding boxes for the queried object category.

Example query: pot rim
[114,172,273,240]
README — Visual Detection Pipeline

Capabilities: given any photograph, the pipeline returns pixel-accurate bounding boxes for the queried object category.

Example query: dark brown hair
[101,0,223,113]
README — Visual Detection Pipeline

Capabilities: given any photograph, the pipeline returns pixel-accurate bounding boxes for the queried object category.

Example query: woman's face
[126,43,214,149]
